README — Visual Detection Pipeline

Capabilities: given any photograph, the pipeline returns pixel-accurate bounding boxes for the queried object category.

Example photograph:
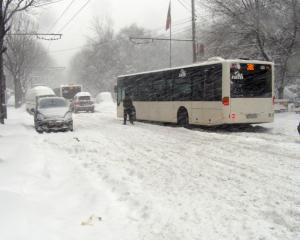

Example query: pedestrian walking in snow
[298,122,300,135]
[123,92,134,125]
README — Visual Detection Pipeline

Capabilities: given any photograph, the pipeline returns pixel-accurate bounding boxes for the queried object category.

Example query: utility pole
[191,0,197,63]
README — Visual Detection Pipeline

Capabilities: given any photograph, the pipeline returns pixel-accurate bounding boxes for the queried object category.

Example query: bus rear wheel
[177,108,189,128]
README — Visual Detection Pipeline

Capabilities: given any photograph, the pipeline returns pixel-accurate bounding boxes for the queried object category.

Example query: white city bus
[116,57,274,126]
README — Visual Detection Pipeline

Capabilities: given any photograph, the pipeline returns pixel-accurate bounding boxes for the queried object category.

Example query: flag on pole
[166,1,171,31]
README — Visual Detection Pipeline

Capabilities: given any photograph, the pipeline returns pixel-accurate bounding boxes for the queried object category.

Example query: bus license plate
[246,114,258,119]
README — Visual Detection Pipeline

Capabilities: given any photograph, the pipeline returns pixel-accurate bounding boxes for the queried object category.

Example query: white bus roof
[118,58,274,78]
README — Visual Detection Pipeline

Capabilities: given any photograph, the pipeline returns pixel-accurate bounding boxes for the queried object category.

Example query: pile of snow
[96,92,114,104]
[95,92,115,114]
[0,107,299,240]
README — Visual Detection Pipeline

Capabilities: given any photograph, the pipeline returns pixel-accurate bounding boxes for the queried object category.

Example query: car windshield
[39,98,67,109]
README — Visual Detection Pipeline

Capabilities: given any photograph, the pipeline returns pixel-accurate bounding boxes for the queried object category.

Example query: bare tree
[202,0,299,98]
[4,14,52,108]
[0,0,48,123]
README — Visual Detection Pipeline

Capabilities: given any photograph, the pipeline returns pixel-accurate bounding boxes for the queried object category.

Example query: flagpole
[169,0,172,68]
[170,14,172,68]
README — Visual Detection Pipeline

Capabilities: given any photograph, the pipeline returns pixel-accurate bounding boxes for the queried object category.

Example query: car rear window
[39,98,67,108]
[79,96,91,101]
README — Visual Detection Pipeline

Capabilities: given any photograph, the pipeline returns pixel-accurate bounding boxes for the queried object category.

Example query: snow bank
[1,107,299,240]
[95,92,115,114]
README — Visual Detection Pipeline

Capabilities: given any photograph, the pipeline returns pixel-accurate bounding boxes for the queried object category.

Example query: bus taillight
[222,97,230,106]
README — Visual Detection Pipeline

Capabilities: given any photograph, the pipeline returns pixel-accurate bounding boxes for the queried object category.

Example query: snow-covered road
[0,104,299,240]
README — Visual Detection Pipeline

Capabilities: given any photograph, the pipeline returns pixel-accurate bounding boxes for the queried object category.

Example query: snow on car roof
[28,86,55,96]
[75,92,91,97]
[38,96,65,102]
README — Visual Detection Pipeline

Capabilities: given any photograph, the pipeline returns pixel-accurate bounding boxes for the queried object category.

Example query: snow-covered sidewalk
[0,106,299,240]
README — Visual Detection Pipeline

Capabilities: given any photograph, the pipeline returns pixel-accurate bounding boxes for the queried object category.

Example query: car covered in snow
[33,97,73,133]
[70,92,94,113]
[25,86,55,114]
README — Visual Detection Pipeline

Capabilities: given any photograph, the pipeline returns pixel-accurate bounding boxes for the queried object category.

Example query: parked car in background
[33,97,73,133]
[70,92,94,113]
[25,86,55,114]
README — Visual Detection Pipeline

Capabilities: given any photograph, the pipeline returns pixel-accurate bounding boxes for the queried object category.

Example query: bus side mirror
[114,85,117,93]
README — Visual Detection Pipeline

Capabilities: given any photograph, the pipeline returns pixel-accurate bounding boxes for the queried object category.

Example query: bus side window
[165,78,173,101]
[138,74,151,101]
[204,65,222,101]
[161,71,172,101]
[152,73,165,101]
[192,67,205,101]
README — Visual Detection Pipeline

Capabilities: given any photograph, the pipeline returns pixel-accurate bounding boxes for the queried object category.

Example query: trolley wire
[35,0,65,7]
[57,0,91,33]
[47,0,78,33]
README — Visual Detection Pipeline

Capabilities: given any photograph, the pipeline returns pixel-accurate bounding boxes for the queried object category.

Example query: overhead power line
[130,37,193,43]
[57,0,91,33]
[49,40,110,54]
[7,33,62,41]
[176,0,191,13]
[35,0,65,7]
[47,0,78,33]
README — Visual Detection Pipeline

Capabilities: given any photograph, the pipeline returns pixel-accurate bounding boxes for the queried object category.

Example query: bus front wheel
[177,108,189,128]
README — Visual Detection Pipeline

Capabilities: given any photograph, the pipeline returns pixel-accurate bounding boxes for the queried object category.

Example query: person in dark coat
[298,122,300,135]
[123,93,134,125]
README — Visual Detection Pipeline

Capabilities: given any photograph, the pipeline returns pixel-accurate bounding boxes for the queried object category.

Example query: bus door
[116,80,125,118]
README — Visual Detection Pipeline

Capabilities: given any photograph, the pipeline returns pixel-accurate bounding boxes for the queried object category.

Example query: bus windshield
[230,63,272,98]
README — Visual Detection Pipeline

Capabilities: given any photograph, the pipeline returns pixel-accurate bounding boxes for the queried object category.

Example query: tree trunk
[14,76,23,108]
[0,42,6,124]
[0,0,7,124]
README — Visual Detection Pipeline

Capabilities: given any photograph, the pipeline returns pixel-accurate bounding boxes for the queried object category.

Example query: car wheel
[177,108,189,128]
[35,123,43,134]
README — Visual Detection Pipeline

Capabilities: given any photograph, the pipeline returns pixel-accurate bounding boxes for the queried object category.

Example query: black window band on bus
[117,64,223,102]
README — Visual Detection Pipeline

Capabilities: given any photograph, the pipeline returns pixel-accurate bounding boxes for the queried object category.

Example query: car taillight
[222,97,230,106]
[272,96,275,105]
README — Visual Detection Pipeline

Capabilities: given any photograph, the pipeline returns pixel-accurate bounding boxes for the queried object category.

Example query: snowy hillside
[0,104,299,240]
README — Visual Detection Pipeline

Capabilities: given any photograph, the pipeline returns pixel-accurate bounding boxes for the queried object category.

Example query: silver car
[33,97,73,133]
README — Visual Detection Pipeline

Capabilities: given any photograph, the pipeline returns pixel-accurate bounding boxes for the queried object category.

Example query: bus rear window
[79,96,90,101]
[62,86,81,100]
[230,63,272,98]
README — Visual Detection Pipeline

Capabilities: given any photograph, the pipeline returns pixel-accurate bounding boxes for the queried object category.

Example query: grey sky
[37,0,195,67]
